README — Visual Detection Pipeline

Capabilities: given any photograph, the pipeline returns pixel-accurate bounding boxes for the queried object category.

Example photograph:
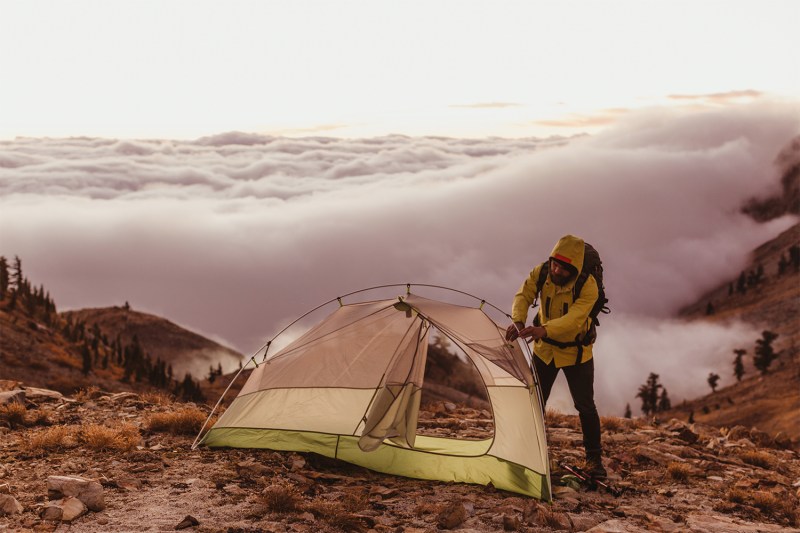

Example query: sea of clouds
[1,101,798,415]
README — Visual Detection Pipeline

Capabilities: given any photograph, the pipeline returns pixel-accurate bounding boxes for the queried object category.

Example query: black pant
[534,355,602,456]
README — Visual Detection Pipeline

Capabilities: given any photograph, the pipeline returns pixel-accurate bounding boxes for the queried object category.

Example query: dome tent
[195,285,551,500]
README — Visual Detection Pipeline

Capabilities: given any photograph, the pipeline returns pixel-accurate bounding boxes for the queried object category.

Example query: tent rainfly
[197,288,551,500]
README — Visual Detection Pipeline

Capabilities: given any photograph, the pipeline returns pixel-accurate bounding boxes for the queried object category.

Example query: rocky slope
[1,385,798,532]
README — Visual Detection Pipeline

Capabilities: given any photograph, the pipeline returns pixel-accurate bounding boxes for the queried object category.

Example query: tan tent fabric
[201,292,551,499]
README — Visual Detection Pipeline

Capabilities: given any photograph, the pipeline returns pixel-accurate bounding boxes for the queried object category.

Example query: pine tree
[733,349,746,381]
[82,343,93,375]
[657,389,671,411]
[623,403,632,418]
[10,256,22,292]
[0,256,9,298]
[707,372,720,393]
[636,373,663,416]
[753,330,779,374]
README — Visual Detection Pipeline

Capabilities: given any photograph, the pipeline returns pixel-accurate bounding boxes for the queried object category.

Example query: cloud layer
[1,101,798,414]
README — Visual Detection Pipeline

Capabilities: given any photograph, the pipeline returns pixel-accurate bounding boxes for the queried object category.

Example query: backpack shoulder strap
[536,261,549,295]
[573,271,590,300]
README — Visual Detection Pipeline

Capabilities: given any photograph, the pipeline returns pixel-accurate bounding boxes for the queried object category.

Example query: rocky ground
[1,386,799,532]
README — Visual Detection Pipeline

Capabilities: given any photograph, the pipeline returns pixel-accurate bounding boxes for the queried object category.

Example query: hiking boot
[586,454,607,480]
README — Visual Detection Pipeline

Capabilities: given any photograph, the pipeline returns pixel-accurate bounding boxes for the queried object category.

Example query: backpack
[533,242,610,346]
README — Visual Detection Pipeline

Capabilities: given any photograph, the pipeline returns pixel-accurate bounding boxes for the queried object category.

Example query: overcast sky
[1,1,799,414]
[0,0,798,139]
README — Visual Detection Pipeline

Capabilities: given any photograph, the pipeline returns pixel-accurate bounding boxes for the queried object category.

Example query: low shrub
[666,462,692,482]
[261,483,303,513]
[0,402,27,429]
[79,423,140,451]
[146,406,210,435]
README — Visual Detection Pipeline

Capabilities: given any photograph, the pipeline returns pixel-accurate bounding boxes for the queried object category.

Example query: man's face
[549,259,575,286]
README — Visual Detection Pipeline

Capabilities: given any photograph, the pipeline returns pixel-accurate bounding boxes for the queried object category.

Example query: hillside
[0,258,238,402]
[672,222,800,445]
[62,307,243,383]
[0,292,130,396]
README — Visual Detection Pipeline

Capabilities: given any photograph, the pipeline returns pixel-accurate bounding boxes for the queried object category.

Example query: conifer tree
[657,389,671,411]
[707,372,720,393]
[623,403,632,418]
[753,330,779,374]
[0,256,8,297]
[635,372,663,416]
[733,349,746,381]
[82,343,93,375]
[10,256,22,292]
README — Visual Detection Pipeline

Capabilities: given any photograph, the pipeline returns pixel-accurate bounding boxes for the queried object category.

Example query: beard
[551,270,574,286]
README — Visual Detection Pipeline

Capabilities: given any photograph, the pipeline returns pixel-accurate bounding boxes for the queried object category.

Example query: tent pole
[190,348,265,450]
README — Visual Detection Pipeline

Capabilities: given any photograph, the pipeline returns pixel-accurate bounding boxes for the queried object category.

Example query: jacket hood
[550,234,585,276]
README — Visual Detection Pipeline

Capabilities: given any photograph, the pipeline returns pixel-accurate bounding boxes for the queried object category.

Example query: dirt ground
[1,389,798,532]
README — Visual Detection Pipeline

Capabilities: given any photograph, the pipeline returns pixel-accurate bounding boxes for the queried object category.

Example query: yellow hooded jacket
[511,235,599,368]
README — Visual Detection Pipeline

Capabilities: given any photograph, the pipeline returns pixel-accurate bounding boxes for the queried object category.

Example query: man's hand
[518,325,548,341]
[505,322,525,342]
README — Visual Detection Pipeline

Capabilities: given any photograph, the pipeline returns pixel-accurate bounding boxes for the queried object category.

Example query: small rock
[115,478,143,491]
[47,475,105,511]
[443,402,457,413]
[42,497,88,522]
[502,513,520,531]
[370,486,399,498]
[300,511,315,521]
[0,494,23,516]
[0,390,26,406]
[60,497,88,522]
[0,380,22,391]
[634,445,685,465]
[0,483,9,494]
[175,514,200,530]
[22,387,64,401]
[291,456,306,471]
[437,501,467,530]
[41,503,63,521]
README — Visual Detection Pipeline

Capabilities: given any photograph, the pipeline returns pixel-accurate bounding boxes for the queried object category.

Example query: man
[505,234,606,478]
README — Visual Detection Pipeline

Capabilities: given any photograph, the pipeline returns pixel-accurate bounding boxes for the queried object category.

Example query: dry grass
[74,385,101,402]
[340,489,369,513]
[600,416,624,432]
[738,450,775,469]
[26,409,51,426]
[140,391,175,406]
[306,500,366,531]
[752,491,798,524]
[261,483,303,513]
[414,502,443,517]
[666,462,693,482]
[545,408,579,429]
[0,402,27,429]
[27,425,75,453]
[726,488,748,504]
[78,423,140,451]
[146,406,210,435]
